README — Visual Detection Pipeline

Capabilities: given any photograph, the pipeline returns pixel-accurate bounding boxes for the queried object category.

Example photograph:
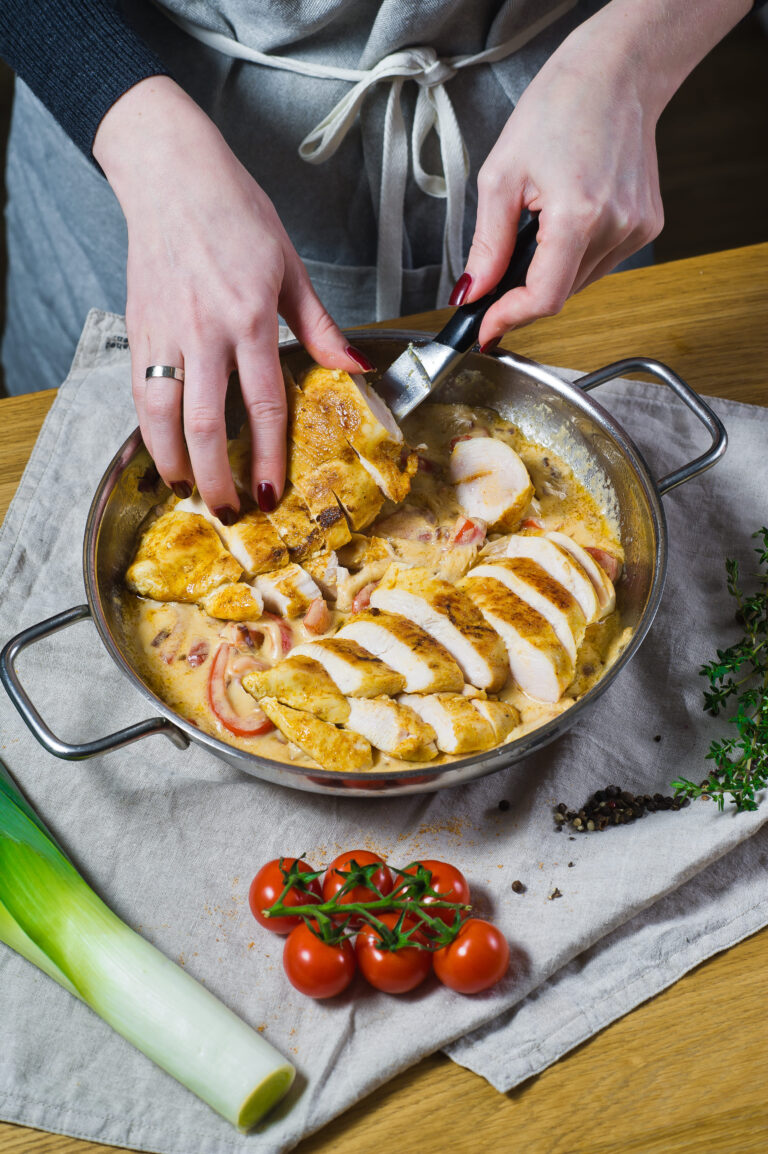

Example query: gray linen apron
[3,0,591,396]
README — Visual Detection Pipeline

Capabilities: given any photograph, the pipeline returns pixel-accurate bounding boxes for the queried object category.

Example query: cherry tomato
[355,913,433,994]
[404,859,471,927]
[322,850,394,911]
[283,922,356,999]
[433,918,510,994]
[249,857,321,934]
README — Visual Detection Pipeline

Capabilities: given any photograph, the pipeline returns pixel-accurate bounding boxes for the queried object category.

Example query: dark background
[0,11,767,398]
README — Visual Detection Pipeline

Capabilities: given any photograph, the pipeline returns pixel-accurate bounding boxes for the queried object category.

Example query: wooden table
[2,243,767,1154]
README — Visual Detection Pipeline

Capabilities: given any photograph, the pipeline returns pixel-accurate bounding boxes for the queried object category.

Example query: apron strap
[162,1,576,319]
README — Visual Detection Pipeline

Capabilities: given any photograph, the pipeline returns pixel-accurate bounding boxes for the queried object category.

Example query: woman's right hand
[93,76,368,521]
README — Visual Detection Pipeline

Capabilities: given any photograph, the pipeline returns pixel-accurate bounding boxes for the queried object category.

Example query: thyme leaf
[672,527,768,812]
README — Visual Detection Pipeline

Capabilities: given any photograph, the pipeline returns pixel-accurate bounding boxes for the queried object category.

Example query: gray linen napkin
[1,309,767,1154]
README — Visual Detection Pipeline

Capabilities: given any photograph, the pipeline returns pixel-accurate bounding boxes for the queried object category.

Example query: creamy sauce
[124,402,631,770]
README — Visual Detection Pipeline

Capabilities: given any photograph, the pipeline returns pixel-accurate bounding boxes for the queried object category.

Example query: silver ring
[145,364,185,382]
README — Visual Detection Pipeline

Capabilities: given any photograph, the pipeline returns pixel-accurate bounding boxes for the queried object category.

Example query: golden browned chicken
[198,583,264,621]
[463,557,586,664]
[176,495,289,577]
[299,366,416,503]
[242,655,350,724]
[458,575,573,703]
[449,436,533,531]
[253,563,323,618]
[397,693,498,754]
[265,484,326,561]
[287,446,352,552]
[344,697,438,761]
[291,637,406,697]
[126,509,242,602]
[259,698,373,772]
[370,566,509,692]
[338,609,464,694]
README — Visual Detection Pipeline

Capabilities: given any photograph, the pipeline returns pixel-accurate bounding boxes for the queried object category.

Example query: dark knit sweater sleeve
[0,0,169,157]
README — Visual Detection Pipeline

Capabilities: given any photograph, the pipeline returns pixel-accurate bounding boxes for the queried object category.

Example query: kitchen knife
[374,214,540,422]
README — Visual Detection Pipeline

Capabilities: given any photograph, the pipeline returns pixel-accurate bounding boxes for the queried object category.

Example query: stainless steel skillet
[0,333,726,796]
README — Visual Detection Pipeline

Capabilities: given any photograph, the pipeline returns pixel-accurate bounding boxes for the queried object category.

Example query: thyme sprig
[264,857,470,950]
[672,527,768,812]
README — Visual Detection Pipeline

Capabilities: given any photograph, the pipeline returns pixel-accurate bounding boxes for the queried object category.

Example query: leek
[0,760,294,1130]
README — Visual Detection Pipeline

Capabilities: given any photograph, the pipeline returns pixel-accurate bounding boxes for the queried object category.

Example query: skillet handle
[0,605,190,760]
[572,357,727,495]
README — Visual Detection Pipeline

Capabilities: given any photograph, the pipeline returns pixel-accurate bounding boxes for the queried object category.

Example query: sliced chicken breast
[504,533,600,623]
[398,693,497,755]
[242,655,350,725]
[470,698,520,742]
[126,509,242,602]
[463,557,586,663]
[177,495,289,577]
[302,550,344,602]
[369,566,509,692]
[291,637,406,697]
[265,485,325,562]
[449,437,534,532]
[299,366,415,503]
[338,609,465,693]
[545,531,616,617]
[199,582,264,622]
[459,576,573,703]
[345,697,438,761]
[253,563,323,619]
[259,698,373,772]
[287,445,352,551]
[287,372,384,529]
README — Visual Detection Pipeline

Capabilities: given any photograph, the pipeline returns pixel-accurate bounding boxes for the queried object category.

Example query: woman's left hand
[456,0,750,349]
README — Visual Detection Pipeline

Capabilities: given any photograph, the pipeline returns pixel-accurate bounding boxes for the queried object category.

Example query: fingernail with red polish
[345,345,375,373]
[171,481,193,500]
[257,482,277,513]
[213,505,239,526]
[449,272,472,307]
[480,338,501,356]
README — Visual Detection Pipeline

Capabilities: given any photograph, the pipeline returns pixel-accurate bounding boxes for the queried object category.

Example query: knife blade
[374,214,540,423]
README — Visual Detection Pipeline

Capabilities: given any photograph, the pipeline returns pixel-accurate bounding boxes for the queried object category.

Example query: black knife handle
[435,214,540,353]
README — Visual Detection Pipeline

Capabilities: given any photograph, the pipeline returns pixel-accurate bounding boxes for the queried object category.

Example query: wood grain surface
[1,243,767,1154]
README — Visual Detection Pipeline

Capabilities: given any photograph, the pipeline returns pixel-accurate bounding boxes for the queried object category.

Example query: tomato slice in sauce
[207,643,274,737]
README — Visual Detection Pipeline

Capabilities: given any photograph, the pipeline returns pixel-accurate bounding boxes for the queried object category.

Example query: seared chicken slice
[449,437,533,532]
[291,637,406,697]
[459,576,573,703]
[398,693,497,755]
[288,445,351,551]
[176,495,289,577]
[504,533,600,622]
[253,563,323,618]
[463,558,586,664]
[242,655,350,725]
[470,698,520,742]
[199,582,264,622]
[126,509,242,602]
[287,372,384,529]
[338,609,464,693]
[345,697,438,761]
[299,366,415,503]
[265,484,325,561]
[369,566,509,692]
[259,698,373,772]
[302,550,345,602]
[545,531,616,617]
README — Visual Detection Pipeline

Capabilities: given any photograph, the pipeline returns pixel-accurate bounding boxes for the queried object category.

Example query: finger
[279,255,376,374]
[572,220,660,294]
[128,326,154,463]
[476,212,590,349]
[235,324,287,511]
[143,349,194,498]
[457,168,525,304]
[182,346,240,521]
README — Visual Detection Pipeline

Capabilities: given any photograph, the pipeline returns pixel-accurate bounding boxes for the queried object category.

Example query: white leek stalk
[0,762,294,1130]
